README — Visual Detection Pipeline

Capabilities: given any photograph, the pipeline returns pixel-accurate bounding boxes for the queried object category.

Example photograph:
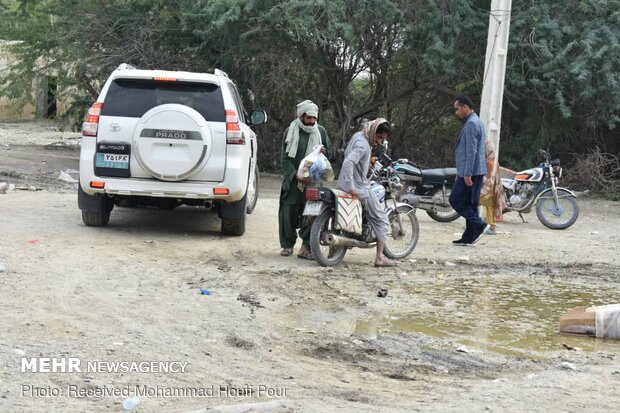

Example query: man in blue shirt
[449,95,490,245]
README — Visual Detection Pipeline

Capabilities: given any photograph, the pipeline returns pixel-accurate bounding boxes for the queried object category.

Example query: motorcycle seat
[421,167,457,184]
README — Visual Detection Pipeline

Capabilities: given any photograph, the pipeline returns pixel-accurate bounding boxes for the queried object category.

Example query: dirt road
[1,121,620,412]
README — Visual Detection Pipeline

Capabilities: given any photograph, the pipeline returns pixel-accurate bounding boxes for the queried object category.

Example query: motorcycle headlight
[550,158,561,178]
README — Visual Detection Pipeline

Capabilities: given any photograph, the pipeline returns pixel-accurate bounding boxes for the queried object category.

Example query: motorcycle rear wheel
[310,209,348,267]
[384,206,420,259]
[535,189,579,229]
[426,188,460,222]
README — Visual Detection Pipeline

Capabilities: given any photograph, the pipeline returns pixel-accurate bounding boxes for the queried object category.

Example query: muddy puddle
[344,275,620,358]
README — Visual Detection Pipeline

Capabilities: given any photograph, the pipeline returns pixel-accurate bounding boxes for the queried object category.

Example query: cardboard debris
[560,304,620,339]
[559,307,595,336]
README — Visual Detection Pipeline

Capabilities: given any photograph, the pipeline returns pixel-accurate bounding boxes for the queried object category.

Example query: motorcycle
[501,149,579,229]
[371,142,459,222]
[392,159,460,222]
[302,155,420,267]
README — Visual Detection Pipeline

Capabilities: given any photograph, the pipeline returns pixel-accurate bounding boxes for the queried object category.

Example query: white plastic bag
[595,304,620,339]
[297,145,334,182]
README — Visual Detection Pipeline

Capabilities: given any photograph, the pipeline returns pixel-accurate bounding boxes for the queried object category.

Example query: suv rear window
[100,79,226,122]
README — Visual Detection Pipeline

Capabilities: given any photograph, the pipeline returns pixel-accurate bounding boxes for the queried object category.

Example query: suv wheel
[219,193,247,236]
[221,215,246,236]
[246,165,259,214]
[82,209,111,227]
[78,186,113,227]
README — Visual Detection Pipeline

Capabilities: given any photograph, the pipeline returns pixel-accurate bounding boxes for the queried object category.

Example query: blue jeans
[449,175,486,242]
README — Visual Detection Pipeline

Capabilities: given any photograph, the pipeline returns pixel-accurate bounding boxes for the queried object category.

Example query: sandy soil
[1,120,620,413]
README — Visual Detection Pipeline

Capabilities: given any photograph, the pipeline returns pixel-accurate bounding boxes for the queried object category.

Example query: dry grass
[563,148,620,200]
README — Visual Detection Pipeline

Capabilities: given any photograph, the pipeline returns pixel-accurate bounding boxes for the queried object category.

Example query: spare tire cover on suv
[133,104,212,181]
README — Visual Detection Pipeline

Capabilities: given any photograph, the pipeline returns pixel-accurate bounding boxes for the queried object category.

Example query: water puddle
[384,275,620,358]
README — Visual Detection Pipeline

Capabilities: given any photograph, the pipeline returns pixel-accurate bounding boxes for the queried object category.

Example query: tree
[0,0,617,180]
[502,0,620,167]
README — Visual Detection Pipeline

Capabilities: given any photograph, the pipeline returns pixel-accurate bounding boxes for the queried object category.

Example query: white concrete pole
[479,0,512,160]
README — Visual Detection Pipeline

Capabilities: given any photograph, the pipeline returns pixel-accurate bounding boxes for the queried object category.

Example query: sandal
[297,249,314,260]
[280,248,294,256]
[374,258,396,267]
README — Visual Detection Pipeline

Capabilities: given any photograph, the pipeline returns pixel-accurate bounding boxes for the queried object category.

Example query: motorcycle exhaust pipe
[400,194,453,212]
[326,233,371,248]
[400,193,421,207]
[420,201,454,212]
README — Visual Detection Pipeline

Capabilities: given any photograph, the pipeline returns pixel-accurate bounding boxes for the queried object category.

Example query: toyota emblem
[109,123,121,132]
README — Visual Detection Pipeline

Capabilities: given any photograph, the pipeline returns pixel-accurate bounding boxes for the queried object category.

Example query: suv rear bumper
[79,141,249,203]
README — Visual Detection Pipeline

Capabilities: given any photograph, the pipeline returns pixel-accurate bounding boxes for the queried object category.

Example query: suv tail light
[82,102,103,137]
[225,109,245,144]
[152,77,177,82]
[306,188,320,200]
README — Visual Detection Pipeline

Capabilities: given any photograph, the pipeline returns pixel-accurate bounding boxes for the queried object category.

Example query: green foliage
[504,0,620,163]
[0,0,617,184]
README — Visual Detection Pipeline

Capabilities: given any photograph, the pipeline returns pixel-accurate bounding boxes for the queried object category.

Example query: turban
[285,100,321,159]
[296,100,319,118]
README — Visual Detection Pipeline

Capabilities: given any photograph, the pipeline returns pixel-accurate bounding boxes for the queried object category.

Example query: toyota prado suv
[78,64,266,236]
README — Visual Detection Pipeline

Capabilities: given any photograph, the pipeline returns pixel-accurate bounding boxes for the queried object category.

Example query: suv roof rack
[214,68,229,78]
[116,63,136,71]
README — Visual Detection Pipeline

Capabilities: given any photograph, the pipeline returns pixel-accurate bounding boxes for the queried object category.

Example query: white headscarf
[284,100,322,158]
[362,118,388,144]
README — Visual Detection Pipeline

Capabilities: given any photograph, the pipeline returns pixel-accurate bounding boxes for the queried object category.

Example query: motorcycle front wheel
[384,206,420,259]
[426,188,460,222]
[535,189,580,229]
[310,209,348,267]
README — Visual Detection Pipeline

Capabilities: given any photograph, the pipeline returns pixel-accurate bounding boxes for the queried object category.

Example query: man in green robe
[279,100,332,259]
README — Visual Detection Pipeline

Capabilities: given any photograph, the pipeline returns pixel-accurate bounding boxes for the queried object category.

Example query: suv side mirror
[249,110,267,126]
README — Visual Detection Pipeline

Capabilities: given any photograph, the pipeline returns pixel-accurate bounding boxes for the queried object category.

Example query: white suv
[78,64,266,235]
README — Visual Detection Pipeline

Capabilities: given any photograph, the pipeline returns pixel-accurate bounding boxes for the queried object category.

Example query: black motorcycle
[392,159,460,222]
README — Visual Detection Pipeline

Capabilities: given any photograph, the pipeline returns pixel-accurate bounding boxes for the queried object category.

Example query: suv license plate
[303,201,323,216]
[96,153,129,169]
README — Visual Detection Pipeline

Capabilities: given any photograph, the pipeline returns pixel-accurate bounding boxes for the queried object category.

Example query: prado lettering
[155,130,188,140]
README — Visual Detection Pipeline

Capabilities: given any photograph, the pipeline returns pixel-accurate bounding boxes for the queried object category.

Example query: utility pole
[479,0,512,159]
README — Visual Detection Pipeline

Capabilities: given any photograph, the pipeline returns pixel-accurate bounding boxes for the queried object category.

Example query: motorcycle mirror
[379,153,392,165]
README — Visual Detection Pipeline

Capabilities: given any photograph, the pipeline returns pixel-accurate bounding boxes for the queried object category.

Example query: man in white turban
[279,100,332,259]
